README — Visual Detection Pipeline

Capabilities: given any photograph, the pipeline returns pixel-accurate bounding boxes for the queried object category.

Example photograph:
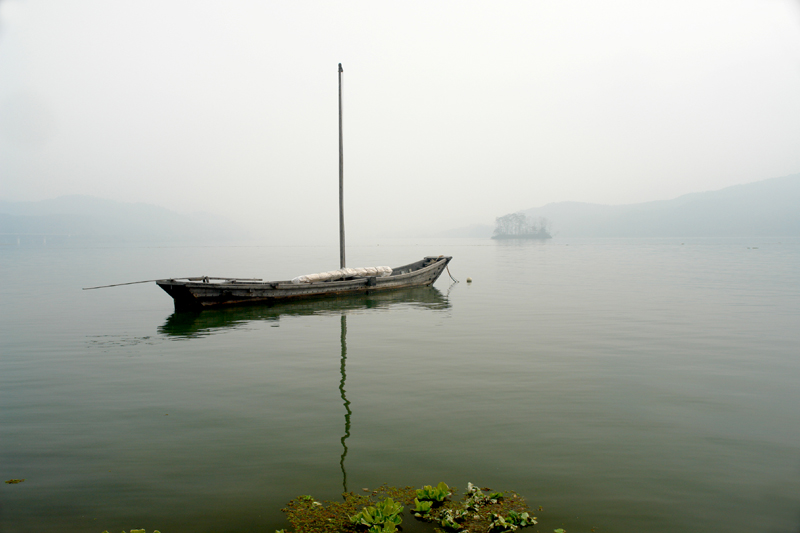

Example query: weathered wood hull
[156,256,452,311]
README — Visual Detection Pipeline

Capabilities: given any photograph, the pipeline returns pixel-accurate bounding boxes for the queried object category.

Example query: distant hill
[519,173,800,238]
[0,195,245,243]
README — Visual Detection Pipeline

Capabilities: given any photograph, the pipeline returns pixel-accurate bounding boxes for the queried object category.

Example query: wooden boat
[156,255,452,311]
[86,64,453,309]
[156,65,452,311]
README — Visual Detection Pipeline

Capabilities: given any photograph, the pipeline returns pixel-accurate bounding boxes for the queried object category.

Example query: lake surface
[2,237,799,533]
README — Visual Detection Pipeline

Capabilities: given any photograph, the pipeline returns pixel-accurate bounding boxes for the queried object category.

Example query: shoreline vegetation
[492,213,552,240]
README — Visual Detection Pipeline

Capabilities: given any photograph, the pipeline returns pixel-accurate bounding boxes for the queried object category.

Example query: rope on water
[446,264,459,283]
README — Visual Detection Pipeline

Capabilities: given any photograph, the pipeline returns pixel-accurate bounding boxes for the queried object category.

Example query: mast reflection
[339,314,351,493]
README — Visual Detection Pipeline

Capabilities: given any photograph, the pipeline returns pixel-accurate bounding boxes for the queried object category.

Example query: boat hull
[157,256,452,311]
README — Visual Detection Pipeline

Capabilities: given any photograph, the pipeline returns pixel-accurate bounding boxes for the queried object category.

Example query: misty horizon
[3,171,799,243]
[2,0,800,241]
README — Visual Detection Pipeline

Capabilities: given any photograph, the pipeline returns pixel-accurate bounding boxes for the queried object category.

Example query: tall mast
[338,63,346,269]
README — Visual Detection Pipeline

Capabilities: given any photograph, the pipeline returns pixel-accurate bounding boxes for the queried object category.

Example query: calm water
[2,238,799,533]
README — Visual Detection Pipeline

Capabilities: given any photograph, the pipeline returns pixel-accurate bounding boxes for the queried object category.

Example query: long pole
[338,63,346,269]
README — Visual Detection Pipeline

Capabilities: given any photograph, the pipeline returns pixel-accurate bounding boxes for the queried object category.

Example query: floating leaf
[413,498,433,513]
[416,482,450,502]
[351,497,404,530]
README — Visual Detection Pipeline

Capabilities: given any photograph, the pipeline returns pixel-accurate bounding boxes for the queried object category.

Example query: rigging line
[83,277,264,290]
[83,279,162,290]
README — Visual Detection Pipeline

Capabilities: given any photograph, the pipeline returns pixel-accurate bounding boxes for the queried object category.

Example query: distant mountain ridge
[521,173,800,238]
[0,195,244,242]
[437,173,800,239]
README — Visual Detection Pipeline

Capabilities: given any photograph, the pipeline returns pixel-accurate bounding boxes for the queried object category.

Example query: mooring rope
[446,264,459,283]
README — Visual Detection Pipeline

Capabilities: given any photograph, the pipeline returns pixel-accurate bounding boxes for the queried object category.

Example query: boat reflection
[159,285,451,495]
[158,286,450,338]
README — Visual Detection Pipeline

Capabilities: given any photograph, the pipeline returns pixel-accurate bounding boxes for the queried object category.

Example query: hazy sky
[1,0,799,240]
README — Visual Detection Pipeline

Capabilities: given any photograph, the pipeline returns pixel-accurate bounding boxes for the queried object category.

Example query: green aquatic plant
[464,482,493,511]
[412,497,433,515]
[282,491,373,533]
[280,482,538,533]
[415,483,536,533]
[439,507,470,529]
[351,497,404,533]
[369,523,398,533]
[415,481,451,502]
[488,510,537,532]
[440,515,462,530]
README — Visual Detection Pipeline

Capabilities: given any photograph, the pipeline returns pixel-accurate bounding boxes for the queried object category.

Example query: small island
[492,213,552,240]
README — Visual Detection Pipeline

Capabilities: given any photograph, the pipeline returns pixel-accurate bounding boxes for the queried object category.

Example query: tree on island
[492,213,552,239]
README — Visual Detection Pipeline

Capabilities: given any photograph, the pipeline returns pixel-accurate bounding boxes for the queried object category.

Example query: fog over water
[2,0,800,242]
